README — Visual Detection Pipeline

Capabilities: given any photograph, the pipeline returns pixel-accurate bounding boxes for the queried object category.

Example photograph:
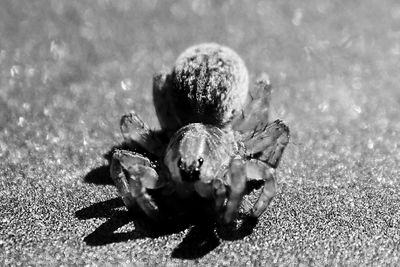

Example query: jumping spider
[110,43,289,224]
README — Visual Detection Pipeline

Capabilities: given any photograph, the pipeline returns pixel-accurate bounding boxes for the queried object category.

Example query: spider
[110,43,289,224]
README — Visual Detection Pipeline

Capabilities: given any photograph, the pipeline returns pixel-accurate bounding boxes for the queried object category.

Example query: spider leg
[110,151,136,210]
[127,166,159,219]
[232,73,272,133]
[252,168,276,217]
[120,111,164,157]
[110,149,163,220]
[153,70,182,136]
[212,179,227,216]
[241,120,289,218]
[244,119,289,168]
[244,160,277,218]
[222,158,247,224]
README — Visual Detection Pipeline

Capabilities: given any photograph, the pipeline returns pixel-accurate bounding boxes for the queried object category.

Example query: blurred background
[1,0,399,265]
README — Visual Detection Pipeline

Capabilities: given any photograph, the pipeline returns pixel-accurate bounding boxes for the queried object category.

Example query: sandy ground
[1,0,400,265]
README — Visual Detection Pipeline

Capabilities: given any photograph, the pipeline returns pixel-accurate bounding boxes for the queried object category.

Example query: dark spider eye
[178,157,184,169]
[198,157,204,166]
[194,157,204,172]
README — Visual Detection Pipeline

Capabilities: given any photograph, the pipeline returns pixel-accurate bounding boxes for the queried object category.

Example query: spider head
[164,123,234,186]
[164,123,212,183]
[177,157,204,182]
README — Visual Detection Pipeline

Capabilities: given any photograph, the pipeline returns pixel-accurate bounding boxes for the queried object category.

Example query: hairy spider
[110,43,289,224]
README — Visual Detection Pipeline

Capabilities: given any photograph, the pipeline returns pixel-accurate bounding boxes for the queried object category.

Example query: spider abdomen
[171,43,249,127]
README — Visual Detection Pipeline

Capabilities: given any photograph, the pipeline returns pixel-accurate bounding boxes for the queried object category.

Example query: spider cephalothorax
[110,43,289,224]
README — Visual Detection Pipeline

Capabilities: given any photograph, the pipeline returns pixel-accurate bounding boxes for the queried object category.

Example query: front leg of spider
[110,151,135,210]
[110,149,162,220]
[248,163,277,217]
[243,120,290,218]
[220,159,247,224]
[212,179,226,219]
[113,111,167,218]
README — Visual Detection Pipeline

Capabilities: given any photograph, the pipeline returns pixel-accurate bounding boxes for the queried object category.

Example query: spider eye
[198,157,204,167]
[177,157,184,169]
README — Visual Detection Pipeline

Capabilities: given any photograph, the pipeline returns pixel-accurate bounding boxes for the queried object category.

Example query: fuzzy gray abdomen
[171,43,249,127]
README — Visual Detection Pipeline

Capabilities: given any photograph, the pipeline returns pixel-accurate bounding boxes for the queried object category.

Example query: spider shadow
[78,147,259,259]
[75,196,197,246]
[75,193,223,259]
[79,160,221,258]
